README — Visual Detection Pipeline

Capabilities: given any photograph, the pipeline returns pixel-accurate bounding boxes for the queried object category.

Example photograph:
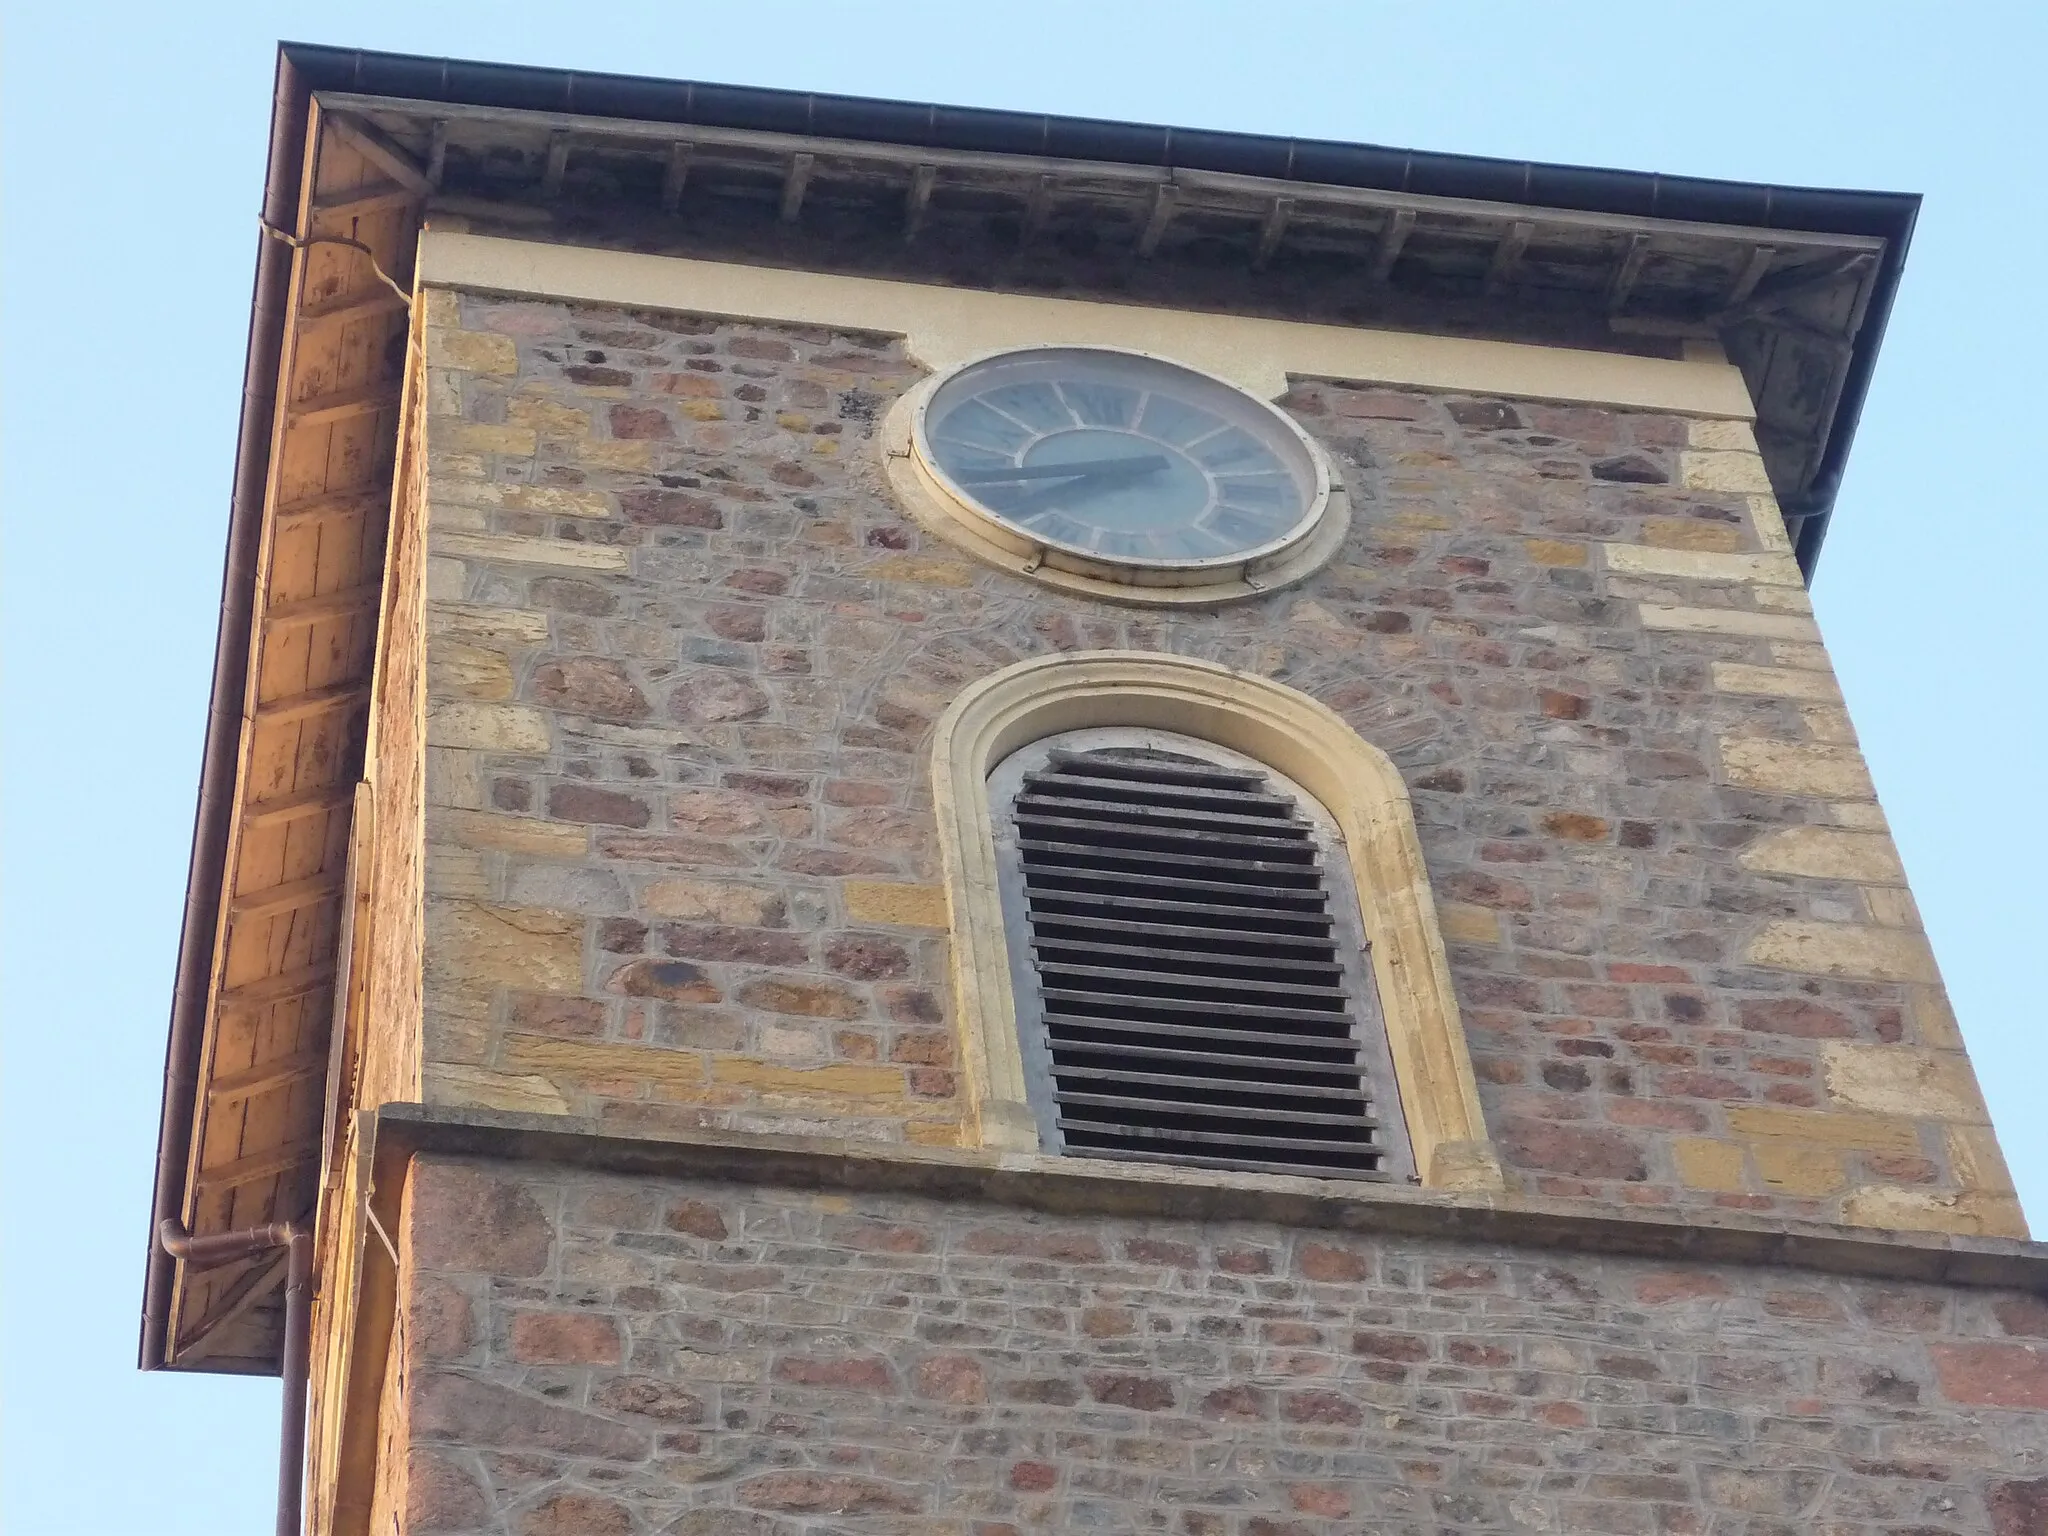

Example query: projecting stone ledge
[366,1103,2048,1291]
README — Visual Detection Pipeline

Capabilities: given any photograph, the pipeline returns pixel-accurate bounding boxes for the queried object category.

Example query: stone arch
[931,650,1503,1191]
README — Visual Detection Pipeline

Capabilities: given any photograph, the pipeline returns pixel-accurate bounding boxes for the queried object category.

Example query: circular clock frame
[885,345,1348,605]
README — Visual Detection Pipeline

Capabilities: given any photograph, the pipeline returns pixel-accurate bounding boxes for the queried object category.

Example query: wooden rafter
[1607,232,1652,313]
[661,142,693,213]
[1252,197,1293,271]
[541,130,572,198]
[1137,184,1177,258]
[780,152,815,223]
[904,164,937,243]
[1371,209,1415,283]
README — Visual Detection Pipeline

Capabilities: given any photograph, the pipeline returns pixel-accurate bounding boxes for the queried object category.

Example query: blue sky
[4,4,2044,1531]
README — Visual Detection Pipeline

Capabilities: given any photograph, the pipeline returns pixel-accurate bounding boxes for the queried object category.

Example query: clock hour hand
[952,454,1168,485]
[988,462,1171,520]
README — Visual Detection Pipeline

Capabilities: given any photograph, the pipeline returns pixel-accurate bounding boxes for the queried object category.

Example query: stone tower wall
[408,285,2019,1237]
[385,1152,2048,1536]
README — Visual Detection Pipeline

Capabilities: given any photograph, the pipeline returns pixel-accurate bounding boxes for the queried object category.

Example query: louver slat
[1013,746,1392,1181]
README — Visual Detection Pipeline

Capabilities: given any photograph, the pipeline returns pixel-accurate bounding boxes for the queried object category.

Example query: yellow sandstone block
[1603,544,1801,587]
[1390,510,1455,533]
[1681,449,1774,494]
[1769,641,1830,671]
[426,901,583,993]
[438,422,539,457]
[419,287,461,329]
[426,328,519,375]
[1640,605,1820,642]
[427,746,484,810]
[1753,586,1814,615]
[1710,663,1841,702]
[1436,902,1503,946]
[710,1057,909,1100]
[437,809,589,859]
[505,1035,707,1096]
[1749,494,1794,554]
[1718,738,1874,799]
[642,879,785,925]
[1911,986,1965,1050]
[1822,1043,1989,1124]
[1643,518,1745,553]
[1947,1124,2018,1195]
[435,531,630,572]
[1751,1141,1845,1197]
[1745,921,1937,984]
[864,556,978,588]
[1687,418,1760,453]
[1842,1186,2028,1239]
[429,602,552,648]
[436,481,611,519]
[426,701,552,754]
[845,881,950,929]
[1673,1137,1745,1191]
[425,1062,571,1114]
[1798,703,1855,742]
[1738,826,1904,884]
[905,1120,965,1147]
[1863,887,1919,928]
[576,439,658,472]
[427,847,491,902]
[506,396,595,438]
[426,367,464,418]
[1725,1105,1924,1155]
[430,641,516,702]
[1524,539,1586,567]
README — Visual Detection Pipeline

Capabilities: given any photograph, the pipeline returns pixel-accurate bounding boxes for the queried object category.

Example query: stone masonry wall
[394,1153,2048,1536]
[409,284,2023,1237]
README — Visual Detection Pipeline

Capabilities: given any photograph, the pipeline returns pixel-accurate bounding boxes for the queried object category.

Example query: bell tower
[145,43,2048,1536]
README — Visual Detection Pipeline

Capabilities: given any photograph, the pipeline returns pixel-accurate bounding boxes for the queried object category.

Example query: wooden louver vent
[1006,743,1397,1181]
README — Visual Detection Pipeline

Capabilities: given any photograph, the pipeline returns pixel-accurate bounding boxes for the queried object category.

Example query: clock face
[915,348,1323,570]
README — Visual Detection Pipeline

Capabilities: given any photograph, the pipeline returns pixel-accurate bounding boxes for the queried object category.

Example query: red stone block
[1634,1272,1732,1305]
[1933,1344,2048,1409]
[913,1353,988,1403]
[509,1311,622,1366]
[736,1473,920,1514]
[1086,1372,1175,1410]
[772,1355,893,1389]
[1297,1243,1370,1283]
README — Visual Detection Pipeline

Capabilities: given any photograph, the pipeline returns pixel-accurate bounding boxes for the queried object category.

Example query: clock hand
[991,459,1169,520]
[953,454,1169,485]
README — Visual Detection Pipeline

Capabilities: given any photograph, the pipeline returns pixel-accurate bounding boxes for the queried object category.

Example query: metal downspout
[160,1220,316,1536]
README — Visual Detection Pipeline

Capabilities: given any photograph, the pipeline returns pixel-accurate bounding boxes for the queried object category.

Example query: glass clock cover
[916,348,1323,569]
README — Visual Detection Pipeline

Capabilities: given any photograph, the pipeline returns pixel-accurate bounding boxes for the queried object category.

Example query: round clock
[909,347,1330,579]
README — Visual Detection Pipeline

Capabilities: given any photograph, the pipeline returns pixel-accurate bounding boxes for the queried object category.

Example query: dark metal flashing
[372,1103,2048,1294]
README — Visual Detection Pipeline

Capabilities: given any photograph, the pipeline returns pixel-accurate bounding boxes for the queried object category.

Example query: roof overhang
[144,42,1918,1374]
[291,40,1915,572]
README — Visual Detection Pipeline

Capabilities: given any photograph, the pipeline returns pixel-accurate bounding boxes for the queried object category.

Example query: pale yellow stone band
[418,230,1756,418]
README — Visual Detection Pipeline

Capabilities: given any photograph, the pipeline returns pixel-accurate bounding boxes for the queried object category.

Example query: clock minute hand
[990,459,1171,520]
[952,454,1169,485]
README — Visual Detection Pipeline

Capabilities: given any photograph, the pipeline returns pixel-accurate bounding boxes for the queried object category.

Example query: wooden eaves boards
[161,102,421,1371]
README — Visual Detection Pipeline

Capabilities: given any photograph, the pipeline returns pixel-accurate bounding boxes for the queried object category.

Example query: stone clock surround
[419,229,1758,611]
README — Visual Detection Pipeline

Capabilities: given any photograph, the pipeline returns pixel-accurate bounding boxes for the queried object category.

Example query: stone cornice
[369,1102,2048,1293]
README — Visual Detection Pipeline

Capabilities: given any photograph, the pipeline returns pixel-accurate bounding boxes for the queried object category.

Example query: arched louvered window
[989,727,1415,1183]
